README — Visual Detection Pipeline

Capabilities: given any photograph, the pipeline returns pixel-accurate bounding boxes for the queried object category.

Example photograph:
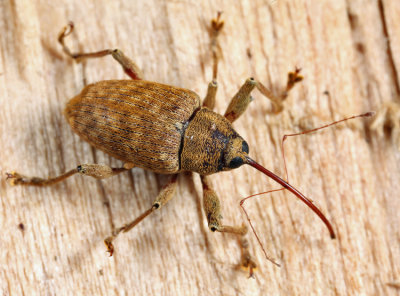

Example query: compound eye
[229,156,244,169]
[242,141,249,153]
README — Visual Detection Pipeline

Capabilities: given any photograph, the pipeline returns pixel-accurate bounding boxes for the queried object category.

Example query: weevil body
[8,14,369,276]
[66,80,248,175]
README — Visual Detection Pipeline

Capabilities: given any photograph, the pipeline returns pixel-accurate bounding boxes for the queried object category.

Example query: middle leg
[203,12,224,110]
[104,174,178,256]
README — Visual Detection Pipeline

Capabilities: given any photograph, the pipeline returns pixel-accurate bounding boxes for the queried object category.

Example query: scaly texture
[65,80,200,173]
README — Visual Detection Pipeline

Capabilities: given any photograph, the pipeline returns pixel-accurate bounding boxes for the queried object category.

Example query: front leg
[201,176,257,277]
[224,69,303,123]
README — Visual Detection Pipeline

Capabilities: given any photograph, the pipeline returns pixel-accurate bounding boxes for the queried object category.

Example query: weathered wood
[1,1,399,295]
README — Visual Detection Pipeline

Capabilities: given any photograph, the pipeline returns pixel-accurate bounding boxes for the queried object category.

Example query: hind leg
[6,163,134,186]
[58,23,143,80]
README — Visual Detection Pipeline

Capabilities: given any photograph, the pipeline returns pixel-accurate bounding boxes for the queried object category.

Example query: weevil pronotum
[6,13,373,276]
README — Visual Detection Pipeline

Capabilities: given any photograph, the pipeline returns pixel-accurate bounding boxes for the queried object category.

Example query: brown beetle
[7,14,339,276]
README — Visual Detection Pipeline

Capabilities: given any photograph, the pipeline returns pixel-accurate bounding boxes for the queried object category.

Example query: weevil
[6,14,368,276]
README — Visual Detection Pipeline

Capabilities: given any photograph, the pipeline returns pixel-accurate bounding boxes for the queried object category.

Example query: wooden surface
[1,1,399,295]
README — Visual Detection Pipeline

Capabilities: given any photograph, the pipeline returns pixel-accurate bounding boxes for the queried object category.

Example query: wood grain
[1,0,399,295]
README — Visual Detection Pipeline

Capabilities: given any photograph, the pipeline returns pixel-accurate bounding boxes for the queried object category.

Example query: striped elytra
[65,80,201,174]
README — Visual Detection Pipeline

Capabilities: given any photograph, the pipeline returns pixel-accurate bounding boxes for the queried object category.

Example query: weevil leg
[224,78,257,123]
[104,174,178,256]
[257,68,303,113]
[203,80,218,110]
[224,69,303,122]
[6,169,78,187]
[203,12,224,110]
[201,176,257,277]
[58,23,143,80]
[5,163,134,186]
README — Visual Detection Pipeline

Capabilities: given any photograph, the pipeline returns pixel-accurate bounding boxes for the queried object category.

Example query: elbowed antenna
[245,156,336,239]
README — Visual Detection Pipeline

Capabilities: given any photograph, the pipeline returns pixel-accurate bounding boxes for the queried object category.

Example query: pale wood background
[1,0,399,295]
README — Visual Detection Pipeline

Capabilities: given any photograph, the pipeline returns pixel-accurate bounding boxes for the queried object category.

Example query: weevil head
[180,108,249,175]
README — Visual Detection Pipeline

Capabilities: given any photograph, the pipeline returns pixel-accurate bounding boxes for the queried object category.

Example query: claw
[58,22,74,41]
[248,266,256,279]
[5,171,23,186]
[104,237,114,257]
[286,68,303,91]
[211,11,224,32]
[5,172,14,180]
[239,254,258,278]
